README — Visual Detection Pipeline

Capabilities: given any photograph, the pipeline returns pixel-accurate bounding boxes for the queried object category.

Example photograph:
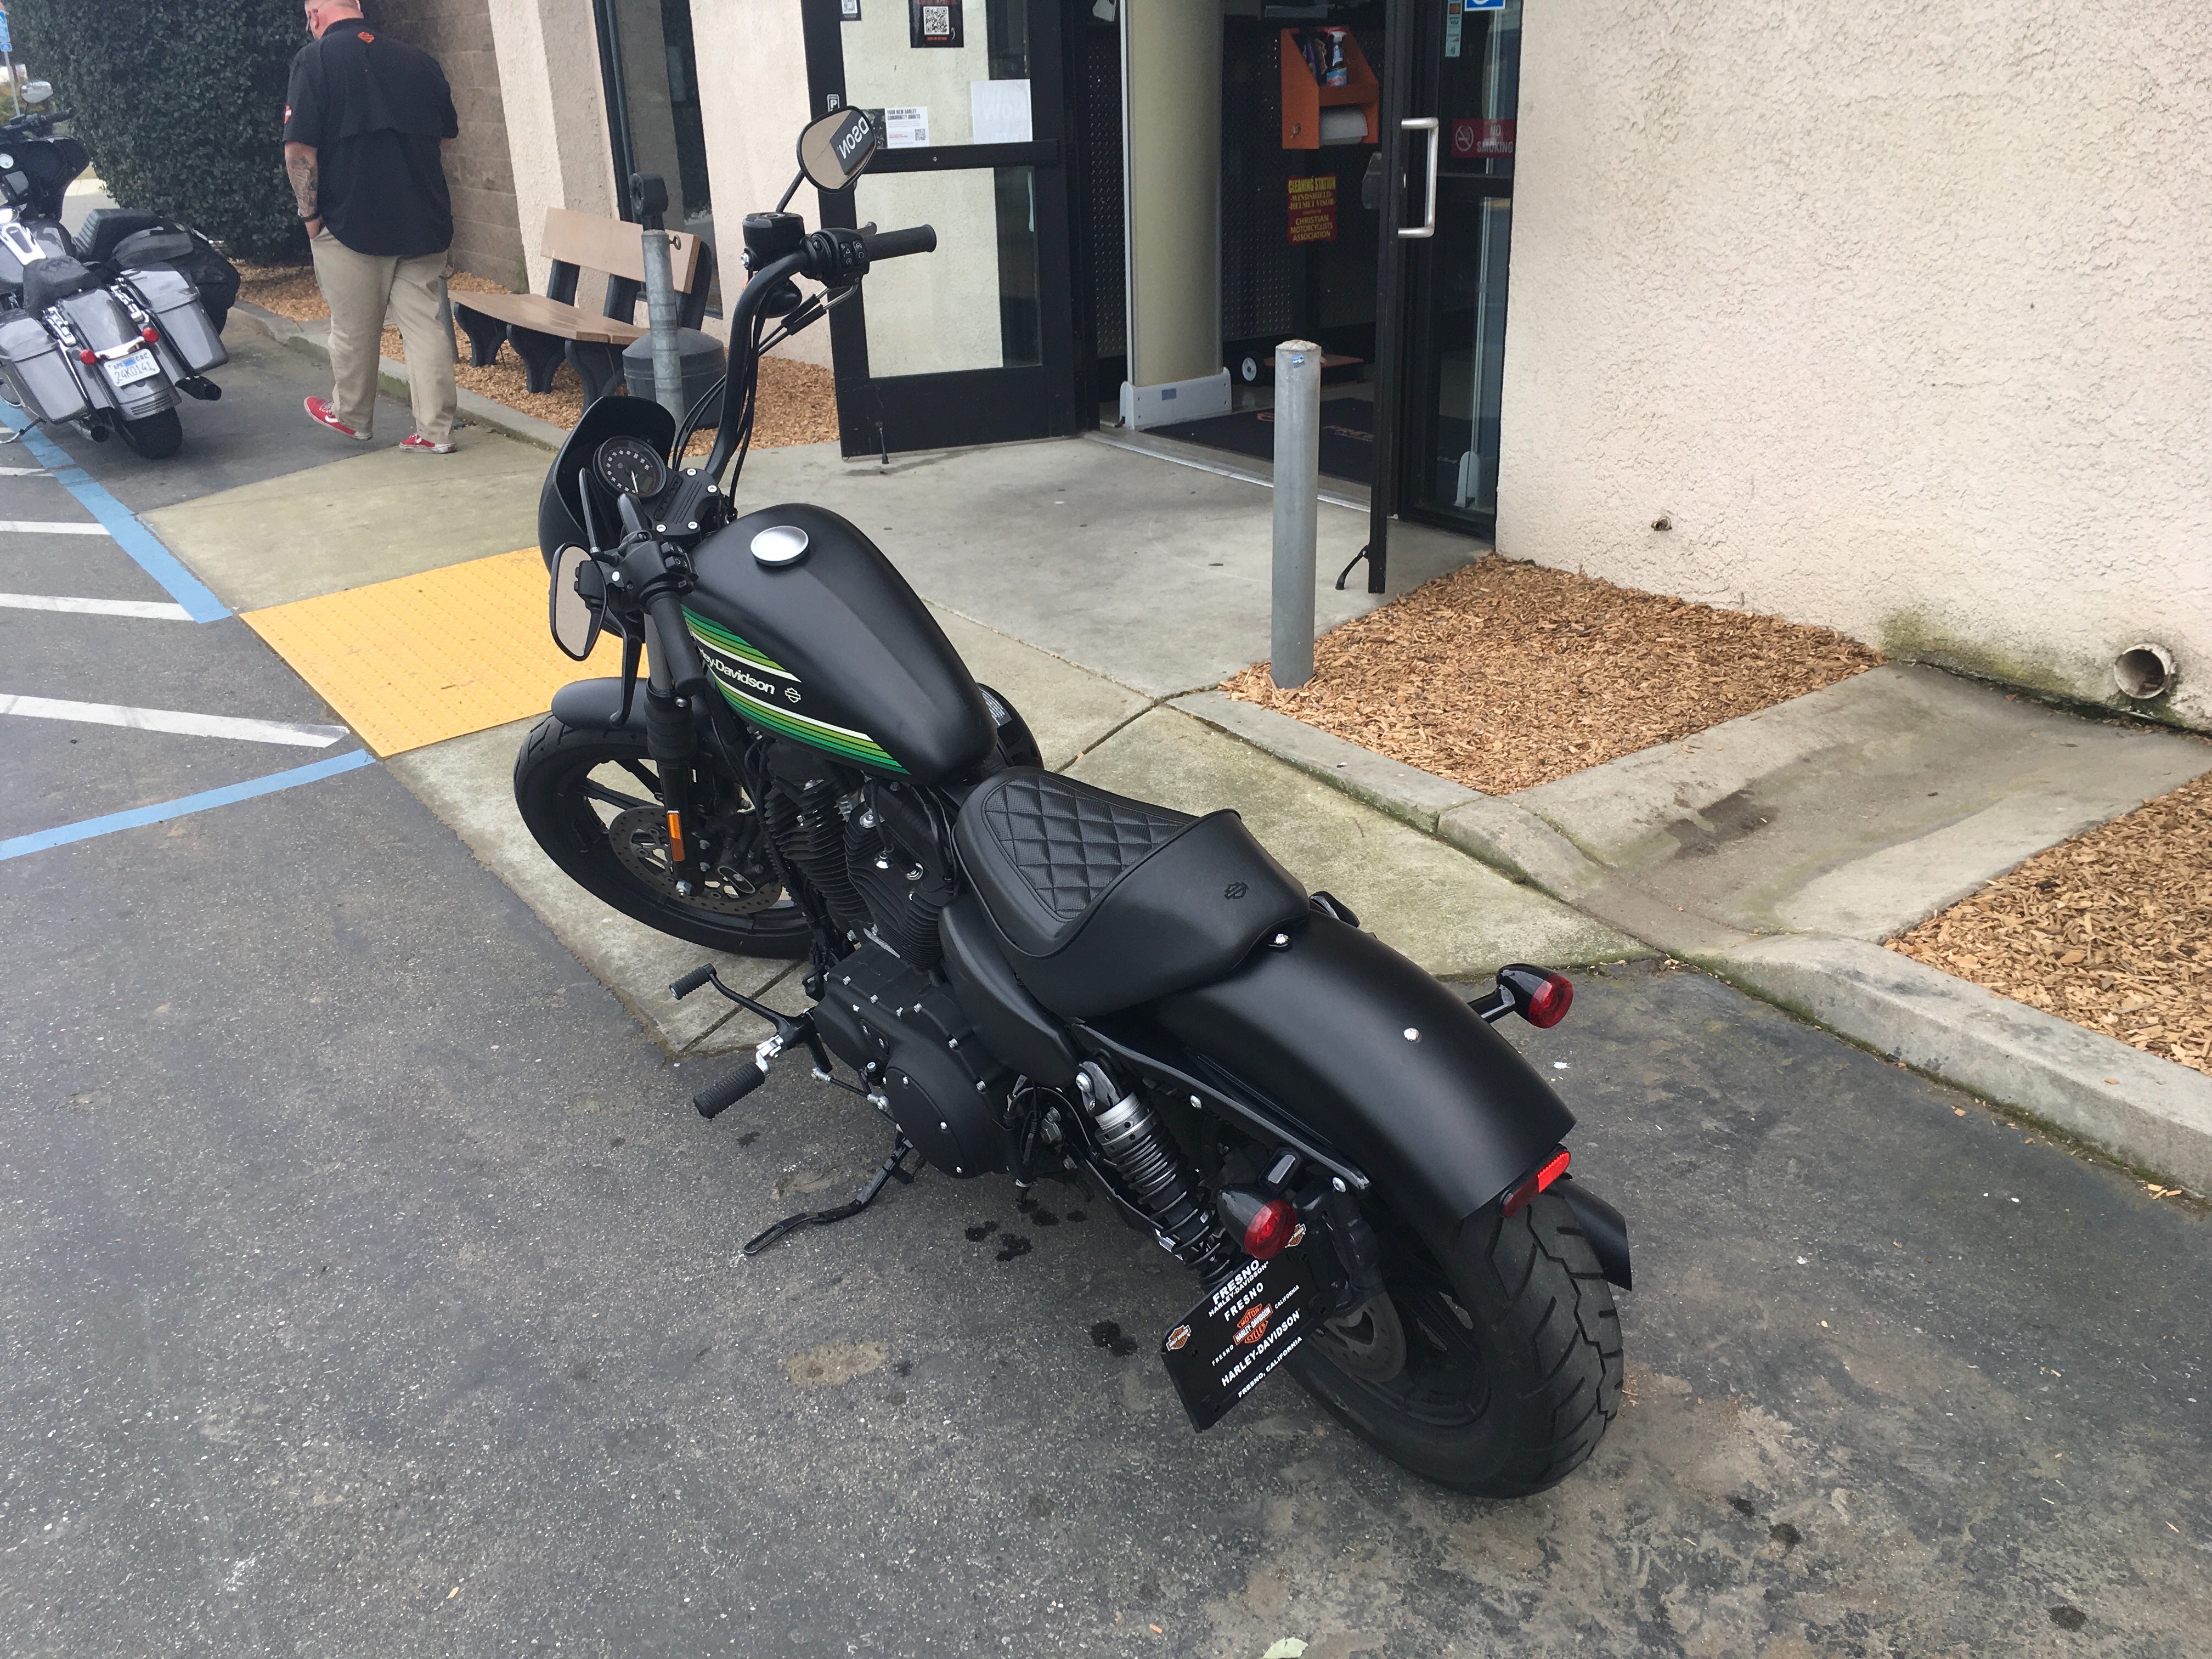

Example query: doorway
[802,0,1081,457]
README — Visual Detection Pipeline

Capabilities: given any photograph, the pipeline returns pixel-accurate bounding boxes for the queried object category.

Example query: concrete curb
[1701,933,2212,1194]
[227,301,570,452]
[1180,687,2212,1190]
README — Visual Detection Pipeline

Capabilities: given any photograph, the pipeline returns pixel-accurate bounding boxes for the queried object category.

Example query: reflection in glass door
[1401,0,1519,533]
[596,0,718,307]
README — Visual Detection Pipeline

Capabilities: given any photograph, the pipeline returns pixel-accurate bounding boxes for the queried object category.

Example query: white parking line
[0,592,195,619]
[0,467,50,477]
[0,520,110,535]
[0,695,348,747]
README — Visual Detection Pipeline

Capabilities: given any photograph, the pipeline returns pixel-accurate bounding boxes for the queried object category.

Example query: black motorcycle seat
[72,207,164,266]
[953,768,1308,1019]
[20,256,99,311]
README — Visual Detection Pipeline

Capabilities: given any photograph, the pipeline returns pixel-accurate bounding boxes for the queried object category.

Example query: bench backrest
[542,207,704,293]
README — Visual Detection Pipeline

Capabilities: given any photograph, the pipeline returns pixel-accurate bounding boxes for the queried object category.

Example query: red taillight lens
[141,325,160,345]
[78,348,97,365]
[1500,1148,1572,1217]
[1523,972,1574,1028]
[1240,1198,1301,1260]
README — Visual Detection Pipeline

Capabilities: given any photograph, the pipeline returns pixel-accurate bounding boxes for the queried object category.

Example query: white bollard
[1271,339,1322,689]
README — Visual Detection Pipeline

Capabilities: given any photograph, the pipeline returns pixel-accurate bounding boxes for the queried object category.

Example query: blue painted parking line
[0,407,232,623]
[0,748,376,861]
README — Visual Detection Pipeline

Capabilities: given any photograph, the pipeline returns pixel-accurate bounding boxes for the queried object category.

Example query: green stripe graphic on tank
[685,613,906,772]
[684,610,795,679]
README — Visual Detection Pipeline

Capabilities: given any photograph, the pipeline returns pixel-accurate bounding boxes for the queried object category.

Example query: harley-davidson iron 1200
[515,110,1630,1495]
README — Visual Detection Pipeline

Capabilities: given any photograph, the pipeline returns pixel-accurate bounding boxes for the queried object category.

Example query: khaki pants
[309,232,458,443]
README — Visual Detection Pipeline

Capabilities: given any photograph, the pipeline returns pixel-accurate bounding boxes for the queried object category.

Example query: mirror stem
[774,168,805,214]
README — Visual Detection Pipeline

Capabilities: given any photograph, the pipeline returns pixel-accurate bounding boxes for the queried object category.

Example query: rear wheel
[512,714,811,958]
[1287,1190,1622,1496]
[116,408,183,458]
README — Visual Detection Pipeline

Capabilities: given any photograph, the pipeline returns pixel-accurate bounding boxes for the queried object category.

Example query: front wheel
[116,408,183,459]
[512,713,811,959]
[1288,1190,1622,1497]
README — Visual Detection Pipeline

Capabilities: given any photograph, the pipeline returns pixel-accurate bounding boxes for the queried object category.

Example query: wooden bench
[453,207,717,405]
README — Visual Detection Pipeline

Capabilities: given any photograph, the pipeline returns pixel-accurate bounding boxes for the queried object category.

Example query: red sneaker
[304,396,368,441]
[400,433,455,454]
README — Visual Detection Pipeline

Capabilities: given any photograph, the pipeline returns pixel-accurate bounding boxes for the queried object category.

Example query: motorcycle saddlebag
[112,227,195,268]
[124,267,227,374]
[0,313,90,423]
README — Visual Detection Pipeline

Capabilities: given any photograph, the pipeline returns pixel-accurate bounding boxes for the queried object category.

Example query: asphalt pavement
[3,342,2209,1658]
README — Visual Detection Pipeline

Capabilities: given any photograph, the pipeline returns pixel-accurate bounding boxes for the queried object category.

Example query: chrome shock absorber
[1075,1060,1235,1277]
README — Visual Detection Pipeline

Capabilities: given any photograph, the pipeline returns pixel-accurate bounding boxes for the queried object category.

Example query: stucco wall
[1498,1,2212,730]
[371,0,526,287]
[485,0,618,296]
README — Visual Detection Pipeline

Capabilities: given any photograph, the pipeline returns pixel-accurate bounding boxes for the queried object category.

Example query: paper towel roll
[1319,106,1370,146]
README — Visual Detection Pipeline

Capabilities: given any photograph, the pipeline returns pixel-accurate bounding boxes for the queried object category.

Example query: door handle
[1399,117,1440,240]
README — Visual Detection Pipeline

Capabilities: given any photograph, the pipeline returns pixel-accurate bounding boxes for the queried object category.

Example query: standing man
[283,0,460,453]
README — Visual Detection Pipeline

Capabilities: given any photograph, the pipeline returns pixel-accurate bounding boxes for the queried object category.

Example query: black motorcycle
[515,111,1629,1496]
[0,81,235,459]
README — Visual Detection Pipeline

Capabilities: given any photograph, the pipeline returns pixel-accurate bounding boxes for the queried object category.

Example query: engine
[757,740,954,967]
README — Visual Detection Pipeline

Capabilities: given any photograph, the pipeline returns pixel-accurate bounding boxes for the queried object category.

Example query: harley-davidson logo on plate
[1160,1243,1318,1431]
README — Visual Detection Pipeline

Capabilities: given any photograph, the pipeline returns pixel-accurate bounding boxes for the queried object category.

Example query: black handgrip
[860,224,936,262]
[670,964,716,1000]
[694,1059,768,1119]
[644,589,712,702]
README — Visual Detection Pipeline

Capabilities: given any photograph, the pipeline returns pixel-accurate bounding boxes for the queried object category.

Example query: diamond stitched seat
[980,772,1194,933]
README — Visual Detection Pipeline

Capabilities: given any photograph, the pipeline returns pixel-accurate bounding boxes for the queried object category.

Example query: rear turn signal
[1214,1188,1306,1261]
[141,326,160,345]
[1500,1148,1571,1218]
[1523,972,1573,1028]
[77,348,97,364]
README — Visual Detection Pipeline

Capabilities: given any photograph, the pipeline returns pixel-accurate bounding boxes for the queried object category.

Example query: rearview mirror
[21,82,53,108]
[549,545,605,662]
[796,107,881,194]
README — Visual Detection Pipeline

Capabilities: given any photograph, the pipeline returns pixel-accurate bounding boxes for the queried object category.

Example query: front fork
[644,681,701,890]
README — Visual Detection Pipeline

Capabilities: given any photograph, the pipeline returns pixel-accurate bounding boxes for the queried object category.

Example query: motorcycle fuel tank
[684,503,997,784]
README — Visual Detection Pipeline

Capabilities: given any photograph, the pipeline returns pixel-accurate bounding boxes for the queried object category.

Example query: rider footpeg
[672,962,831,1121]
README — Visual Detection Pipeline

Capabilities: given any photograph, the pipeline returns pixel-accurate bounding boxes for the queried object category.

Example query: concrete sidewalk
[1182,673,2212,1192]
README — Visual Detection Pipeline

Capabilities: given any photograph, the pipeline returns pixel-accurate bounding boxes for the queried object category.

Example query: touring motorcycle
[515,110,1629,1495]
[0,81,234,459]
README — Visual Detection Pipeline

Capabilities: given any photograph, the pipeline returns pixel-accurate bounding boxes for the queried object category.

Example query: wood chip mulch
[1888,771,2212,1078]
[233,261,838,448]
[1221,555,1884,794]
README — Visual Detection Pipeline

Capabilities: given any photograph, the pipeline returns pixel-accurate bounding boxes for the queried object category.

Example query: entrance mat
[1151,396,1374,484]
[242,549,629,757]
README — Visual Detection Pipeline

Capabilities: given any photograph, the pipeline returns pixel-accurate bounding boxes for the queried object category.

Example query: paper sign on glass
[884,106,930,149]
[969,79,1032,146]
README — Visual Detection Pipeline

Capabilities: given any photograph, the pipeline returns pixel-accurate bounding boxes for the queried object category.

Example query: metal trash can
[622,327,727,426]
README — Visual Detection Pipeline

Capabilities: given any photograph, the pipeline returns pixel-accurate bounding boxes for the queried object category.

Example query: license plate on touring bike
[105,348,162,388]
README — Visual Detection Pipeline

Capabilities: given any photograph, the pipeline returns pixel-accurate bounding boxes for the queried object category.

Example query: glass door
[596,0,719,308]
[1398,0,1519,534]
[802,0,1077,456]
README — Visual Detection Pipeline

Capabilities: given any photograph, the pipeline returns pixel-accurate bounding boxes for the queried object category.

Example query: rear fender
[1149,913,1575,1244]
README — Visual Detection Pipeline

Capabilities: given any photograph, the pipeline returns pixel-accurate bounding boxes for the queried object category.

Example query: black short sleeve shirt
[283,26,459,259]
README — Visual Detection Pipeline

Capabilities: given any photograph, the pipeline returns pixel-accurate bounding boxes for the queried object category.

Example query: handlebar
[611,494,712,703]
[859,224,936,262]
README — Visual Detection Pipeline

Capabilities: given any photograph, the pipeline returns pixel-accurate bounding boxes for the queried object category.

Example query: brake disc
[606,805,786,916]
[1314,1293,1409,1383]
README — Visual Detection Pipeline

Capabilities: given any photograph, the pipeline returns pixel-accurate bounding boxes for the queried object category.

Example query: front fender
[1149,913,1573,1243]
[549,676,646,737]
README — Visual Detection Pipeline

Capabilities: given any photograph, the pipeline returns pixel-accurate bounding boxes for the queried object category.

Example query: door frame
[800,0,1083,457]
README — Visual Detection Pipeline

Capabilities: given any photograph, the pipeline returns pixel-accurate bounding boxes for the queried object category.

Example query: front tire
[117,408,183,459]
[512,713,811,959]
[1288,1190,1622,1497]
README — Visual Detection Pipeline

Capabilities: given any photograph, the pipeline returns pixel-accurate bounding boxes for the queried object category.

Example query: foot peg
[671,963,831,1120]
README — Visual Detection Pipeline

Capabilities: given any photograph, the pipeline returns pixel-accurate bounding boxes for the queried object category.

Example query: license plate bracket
[1160,1243,1320,1431]
[106,348,162,388]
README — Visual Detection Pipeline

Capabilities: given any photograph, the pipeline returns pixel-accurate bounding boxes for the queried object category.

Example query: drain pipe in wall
[1272,339,1322,689]
[2113,642,2177,703]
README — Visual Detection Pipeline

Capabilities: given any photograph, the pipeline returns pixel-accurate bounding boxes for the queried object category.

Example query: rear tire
[512,713,811,959]
[117,408,183,459]
[1287,1190,1622,1497]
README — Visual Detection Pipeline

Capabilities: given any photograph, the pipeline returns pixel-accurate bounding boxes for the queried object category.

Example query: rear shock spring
[1076,1061,1235,1278]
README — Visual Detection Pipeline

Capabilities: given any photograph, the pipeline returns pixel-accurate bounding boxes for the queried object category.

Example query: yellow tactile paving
[243,549,631,757]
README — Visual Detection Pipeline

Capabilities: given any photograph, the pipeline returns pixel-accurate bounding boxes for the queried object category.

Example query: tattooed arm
[284,142,321,236]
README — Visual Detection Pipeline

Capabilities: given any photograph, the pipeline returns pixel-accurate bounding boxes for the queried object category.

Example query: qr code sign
[922,4,950,36]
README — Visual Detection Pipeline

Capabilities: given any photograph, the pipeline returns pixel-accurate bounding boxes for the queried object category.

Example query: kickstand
[742,1136,915,1257]
[1333,544,1370,591]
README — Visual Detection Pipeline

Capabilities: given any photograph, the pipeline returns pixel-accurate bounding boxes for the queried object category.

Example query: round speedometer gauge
[594,435,668,498]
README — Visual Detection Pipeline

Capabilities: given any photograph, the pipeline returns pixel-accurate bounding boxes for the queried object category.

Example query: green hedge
[12,0,307,259]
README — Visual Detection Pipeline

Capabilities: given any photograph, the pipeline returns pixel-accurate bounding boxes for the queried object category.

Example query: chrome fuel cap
[751,524,810,567]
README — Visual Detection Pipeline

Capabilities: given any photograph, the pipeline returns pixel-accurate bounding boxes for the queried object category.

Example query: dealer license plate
[1160,1242,1319,1431]
[105,348,162,388]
